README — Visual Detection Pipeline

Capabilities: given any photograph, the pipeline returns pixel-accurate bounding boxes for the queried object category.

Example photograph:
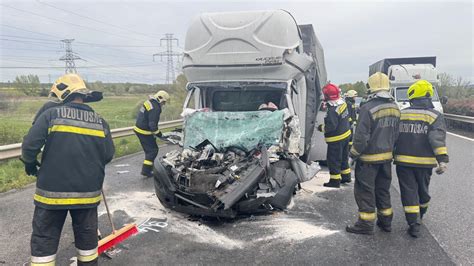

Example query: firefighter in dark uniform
[394,80,449,238]
[344,89,358,149]
[134,90,170,177]
[346,72,400,235]
[317,83,352,187]
[21,74,115,265]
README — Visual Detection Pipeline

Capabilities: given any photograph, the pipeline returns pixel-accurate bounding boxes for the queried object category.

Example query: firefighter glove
[22,159,40,176]
[435,162,447,175]
[155,131,163,138]
[317,124,324,132]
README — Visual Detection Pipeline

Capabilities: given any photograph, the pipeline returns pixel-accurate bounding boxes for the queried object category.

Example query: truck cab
[181,10,327,159]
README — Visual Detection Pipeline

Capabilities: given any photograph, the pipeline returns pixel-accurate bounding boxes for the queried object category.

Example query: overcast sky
[0,0,472,84]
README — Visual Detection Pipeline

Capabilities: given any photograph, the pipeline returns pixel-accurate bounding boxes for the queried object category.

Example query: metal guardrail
[444,113,474,124]
[0,119,183,162]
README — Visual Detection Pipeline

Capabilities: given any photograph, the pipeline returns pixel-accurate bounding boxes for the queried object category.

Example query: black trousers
[135,132,158,175]
[396,165,432,225]
[31,206,98,265]
[326,139,350,180]
[354,162,393,223]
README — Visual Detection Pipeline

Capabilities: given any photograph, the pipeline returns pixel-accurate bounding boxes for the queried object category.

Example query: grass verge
[0,159,36,193]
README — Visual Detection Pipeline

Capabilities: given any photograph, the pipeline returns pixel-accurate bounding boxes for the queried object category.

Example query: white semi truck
[369,57,444,113]
[153,10,328,217]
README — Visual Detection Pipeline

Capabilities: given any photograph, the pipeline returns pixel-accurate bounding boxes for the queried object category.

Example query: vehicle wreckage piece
[153,141,318,218]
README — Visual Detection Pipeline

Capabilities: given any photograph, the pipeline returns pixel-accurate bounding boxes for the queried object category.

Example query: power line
[0,47,61,52]
[0,35,158,48]
[0,34,58,43]
[0,64,159,69]
[1,55,57,60]
[0,24,61,39]
[36,0,160,40]
[0,4,155,44]
[153,33,182,85]
[78,54,148,76]
[0,38,59,48]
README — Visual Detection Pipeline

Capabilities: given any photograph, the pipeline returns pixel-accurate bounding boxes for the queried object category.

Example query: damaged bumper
[153,143,319,218]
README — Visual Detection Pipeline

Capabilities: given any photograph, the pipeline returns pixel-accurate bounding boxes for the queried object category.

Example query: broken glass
[184,110,285,152]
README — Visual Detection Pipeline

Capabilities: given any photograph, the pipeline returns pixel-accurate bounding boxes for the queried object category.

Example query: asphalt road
[0,133,472,265]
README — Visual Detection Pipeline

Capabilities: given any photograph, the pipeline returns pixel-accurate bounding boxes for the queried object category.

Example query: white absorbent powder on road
[99,170,342,250]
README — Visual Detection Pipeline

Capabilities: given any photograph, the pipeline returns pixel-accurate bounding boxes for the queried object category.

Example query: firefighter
[317,83,352,187]
[21,73,115,265]
[134,90,170,177]
[344,89,358,149]
[394,80,449,238]
[346,72,400,235]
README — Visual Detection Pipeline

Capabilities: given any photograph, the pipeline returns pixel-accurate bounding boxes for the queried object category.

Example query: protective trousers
[396,165,432,225]
[327,138,351,182]
[31,206,98,266]
[354,162,393,226]
[135,132,158,176]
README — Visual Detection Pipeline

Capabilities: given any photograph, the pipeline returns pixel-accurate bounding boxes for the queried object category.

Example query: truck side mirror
[440,96,448,104]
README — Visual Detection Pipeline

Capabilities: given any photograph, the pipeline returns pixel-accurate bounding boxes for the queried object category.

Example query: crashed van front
[153,10,327,218]
[154,105,319,218]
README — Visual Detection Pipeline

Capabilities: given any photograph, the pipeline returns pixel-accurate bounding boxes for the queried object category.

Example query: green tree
[13,74,40,96]
[438,73,472,99]
[339,81,367,97]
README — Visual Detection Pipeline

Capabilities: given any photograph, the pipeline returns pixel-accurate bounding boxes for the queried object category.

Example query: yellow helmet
[407,80,433,100]
[367,72,390,93]
[153,90,170,103]
[51,74,101,103]
[345,90,358,98]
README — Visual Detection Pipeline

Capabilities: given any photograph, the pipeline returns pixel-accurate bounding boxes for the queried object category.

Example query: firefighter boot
[376,215,392,232]
[376,208,393,232]
[408,223,421,238]
[323,178,341,188]
[141,164,153,177]
[346,219,374,235]
[341,174,351,184]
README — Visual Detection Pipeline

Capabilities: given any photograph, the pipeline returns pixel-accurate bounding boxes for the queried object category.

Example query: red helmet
[323,83,341,101]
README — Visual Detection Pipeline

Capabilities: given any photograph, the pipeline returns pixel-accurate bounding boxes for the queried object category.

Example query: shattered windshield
[184,110,285,152]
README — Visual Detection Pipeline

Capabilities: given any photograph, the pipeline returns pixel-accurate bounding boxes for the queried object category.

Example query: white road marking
[447,132,474,142]
[137,218,168,233]
[116,170,130,174]
[114,164,130,167]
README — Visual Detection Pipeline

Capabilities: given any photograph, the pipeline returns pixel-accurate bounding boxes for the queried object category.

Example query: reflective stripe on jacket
[350,98,400,163]
[134,98,162,135]
[21,102,115,209]
[323,102,351,143]
[394,105,449,168]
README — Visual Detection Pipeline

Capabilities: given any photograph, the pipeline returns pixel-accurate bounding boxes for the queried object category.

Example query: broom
[98,190,138,254]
